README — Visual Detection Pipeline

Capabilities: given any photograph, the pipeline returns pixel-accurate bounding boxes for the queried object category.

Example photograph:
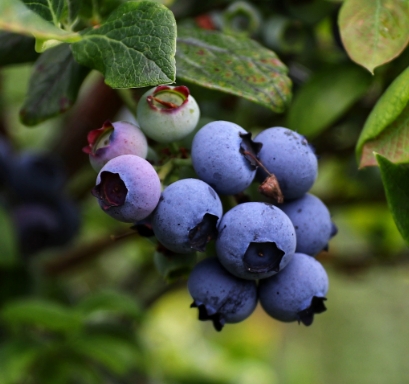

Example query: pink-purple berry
[92,154,161,223]
[83,120,148,172]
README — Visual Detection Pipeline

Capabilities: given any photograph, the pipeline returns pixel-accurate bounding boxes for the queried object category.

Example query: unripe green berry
[136,85,200,143]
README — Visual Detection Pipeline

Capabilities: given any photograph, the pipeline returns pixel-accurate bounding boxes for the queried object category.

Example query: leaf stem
[156,158,192,182]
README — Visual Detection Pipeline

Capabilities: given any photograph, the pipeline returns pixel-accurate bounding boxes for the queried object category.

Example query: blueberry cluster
[0,135,80,257]
[88,85,336,332]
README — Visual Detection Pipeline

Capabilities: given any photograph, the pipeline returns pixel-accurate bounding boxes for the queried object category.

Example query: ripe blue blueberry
[47,196,81,248]
[216,202,296,280]
[83,120,148,172]
[191,120,261,195]
[255,127,318,200]
[137,85,200,143]
[12,203,59,256]
[92,154,161,223]
[151,178,223,253]
[9,151,66,203]
[12,197,80,256]
[258,252,328,325]
[187,257,258,331]
[278,193,334,256]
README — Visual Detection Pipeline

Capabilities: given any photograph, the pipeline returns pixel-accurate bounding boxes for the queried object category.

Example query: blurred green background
[1,0,409,383]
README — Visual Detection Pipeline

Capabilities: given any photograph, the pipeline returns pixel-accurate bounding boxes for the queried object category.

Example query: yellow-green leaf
[339,0,409,73]
[0,0,81,49]
[357,66,409,167]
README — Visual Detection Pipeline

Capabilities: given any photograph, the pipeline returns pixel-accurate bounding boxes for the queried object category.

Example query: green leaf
[70,335,140,374]
[19,43,90,126]
[1,299,83,332]
[0,31,39,66]
[339,0,409,74]
[0,0,81,48]
[71,1,176,88]
[66,0,81,25]
[0,341,40,384]
[359,104,409,167]
[357,66,409,167]
[75,0,124,21]
[176,26,292,113]
[22,0,65,25]
[77,290,143,321]
[0,205,18,267]
[286,64,371,137]
[376,153,409,244]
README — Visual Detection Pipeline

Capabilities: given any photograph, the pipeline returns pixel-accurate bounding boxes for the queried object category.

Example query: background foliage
[1,0,409,383]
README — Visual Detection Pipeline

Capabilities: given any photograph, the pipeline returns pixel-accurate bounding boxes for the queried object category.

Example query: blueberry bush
[1,0,409,383]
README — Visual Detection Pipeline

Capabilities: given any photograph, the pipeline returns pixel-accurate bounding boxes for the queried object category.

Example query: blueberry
[191,120,261,195]
[187,257,258,331]
[12,197,80,256]
[12,203,59,256]
[46,196,81,247]
[83,120,148,172]
[216,202,296,280]
[92,154,161,223]
[151,178,223,253]
[255,127,318,200]
[137,85,200,143]
[330,222,338,238]
[278,193,334,256]
[258,252,329,325]
[8,151,66,202]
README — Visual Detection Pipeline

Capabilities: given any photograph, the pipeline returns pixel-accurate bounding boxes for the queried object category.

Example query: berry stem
[241,150,284,203]
[43,230,129,276]
[241,149,271,176]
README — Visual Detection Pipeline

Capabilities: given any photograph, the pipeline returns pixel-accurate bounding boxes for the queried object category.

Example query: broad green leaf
[77,0,124,21]
[71,1,176,88]
[0,341,40,384]
[77,290,143,320]
[176,26,292,113]
[19,43,90,126]
[376,153,409,244]
[339,0,409,73]
[0,0,81,48]
[70,335,140,374]
[0,31,39,66]
[287,64,371,137]
[0,205,18,267]
[357,66,409,167]
[22,0,65,25]
[360,104,409,167]
[1,299,83,332]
